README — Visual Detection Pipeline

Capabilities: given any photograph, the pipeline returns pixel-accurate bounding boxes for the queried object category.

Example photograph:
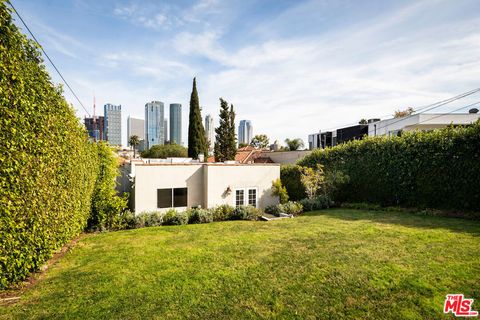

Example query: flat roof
[135,162,280,167]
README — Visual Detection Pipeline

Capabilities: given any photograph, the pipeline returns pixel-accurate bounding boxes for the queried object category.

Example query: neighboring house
[207,147,310,164]
[131,160,280,214]
[367,113,480,137]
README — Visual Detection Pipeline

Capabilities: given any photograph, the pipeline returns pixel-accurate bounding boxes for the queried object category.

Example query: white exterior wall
[133,163,280,214]
[204,164,280,209]
[134,164,204,214]
[261,151,311,164]
[368,113,480,137]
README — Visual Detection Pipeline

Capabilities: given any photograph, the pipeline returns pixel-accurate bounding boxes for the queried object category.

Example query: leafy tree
[128,135,140,158]
[88,142,128,230]
[271,179,289,204]
[238,142,248,148]
[285,138,304,151]
[188,77,208,160]
[250,134,270,149]
[214,98,237,161]
[359,119,368,124]
[394,107,414,118]
[300,164,325,199]
[141,143,188,158]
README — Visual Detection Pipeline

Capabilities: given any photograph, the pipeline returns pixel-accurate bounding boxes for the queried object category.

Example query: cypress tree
[188,77,208,160]
[214,98,237,162]
[228,104,237,159]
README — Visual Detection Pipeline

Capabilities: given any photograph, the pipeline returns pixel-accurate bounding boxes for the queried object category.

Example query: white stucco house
[129,159,280,214]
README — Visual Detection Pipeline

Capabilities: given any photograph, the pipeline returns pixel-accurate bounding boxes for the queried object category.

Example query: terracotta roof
[207,146,267,163]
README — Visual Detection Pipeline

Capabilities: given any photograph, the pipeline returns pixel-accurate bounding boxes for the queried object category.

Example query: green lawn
[1,209,479,319]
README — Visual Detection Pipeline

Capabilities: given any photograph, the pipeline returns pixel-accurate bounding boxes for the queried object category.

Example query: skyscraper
[84,116,105,141]
[145,101,164,149]
[238,120,253,146]
[127,116,145,142]
[104,103,122,146]
[169,103,182,145]
[204,114,214,152]
[164,119,168,144]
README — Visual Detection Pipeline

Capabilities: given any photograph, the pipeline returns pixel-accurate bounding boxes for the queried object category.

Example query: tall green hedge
[0,3,99,288]
[298,122,480,212]
[280,164,306,201]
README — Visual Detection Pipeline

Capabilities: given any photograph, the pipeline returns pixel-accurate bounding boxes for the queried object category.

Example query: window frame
[234,187,258,208]
[157,187,188,209]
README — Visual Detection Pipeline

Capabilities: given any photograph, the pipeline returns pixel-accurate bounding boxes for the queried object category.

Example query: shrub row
[121,205,262,229]
[298,123,480,213]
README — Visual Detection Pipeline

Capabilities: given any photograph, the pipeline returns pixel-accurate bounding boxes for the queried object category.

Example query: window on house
[157,189,172,208]
[235,189,244,207]
[173,188,188,207]
[248,189,257,207]
[158,188,188,208]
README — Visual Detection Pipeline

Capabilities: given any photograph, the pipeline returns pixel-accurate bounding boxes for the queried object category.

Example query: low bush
[278,201,304,215]
[163,209,188,226]
[211,204,235,221]
[300,195,334,212]
[231,206,262,221]
[134,211,162,228]
[188,208,213,224]
[264,204,281,215]
[111,210,136,230]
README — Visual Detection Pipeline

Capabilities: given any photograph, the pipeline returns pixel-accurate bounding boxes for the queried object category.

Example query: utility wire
[367,88,480,135]
[6,0,91,117]
[414,100,480,126]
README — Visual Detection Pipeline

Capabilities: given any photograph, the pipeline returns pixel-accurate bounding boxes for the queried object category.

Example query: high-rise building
[127,116,145,142]
[204,114,214,152]
[145,101,164,149]
[238,120,253,145]
[169,103,182,145]
[104,103,122,146]
[164,119,168,144]
[84,116,105,141]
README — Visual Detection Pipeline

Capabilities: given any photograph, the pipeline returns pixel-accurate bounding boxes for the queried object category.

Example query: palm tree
[128,135,140,159]
[284,138,304,151]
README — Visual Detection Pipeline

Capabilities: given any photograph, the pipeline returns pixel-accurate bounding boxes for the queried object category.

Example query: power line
[414,100,480,126]
[6,0,91,117]
[367,88,480,135]
[318,88,480,134]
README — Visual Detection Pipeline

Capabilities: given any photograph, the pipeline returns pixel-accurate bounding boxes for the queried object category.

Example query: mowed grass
[1,209,479,319]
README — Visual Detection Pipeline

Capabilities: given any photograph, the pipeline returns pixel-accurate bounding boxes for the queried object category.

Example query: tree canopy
[141,144,188,158]
[188,77,208,160]
[250,134,270,149]
[214,98,237,162]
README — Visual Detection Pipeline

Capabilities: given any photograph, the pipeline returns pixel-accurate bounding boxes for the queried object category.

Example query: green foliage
[264,205,281,215]
[0,3,98,288]
[298,123,480,213]
[111,210,136,231]
[300,195,334,212]
[300,164,325,199]
[214,98,237,162]
[187,208,213,224]
[128,135,140,158]
[88,142,128,231]
[284,138,304,151]
[231,206,261,220]
[271,178,289,204]
[162,209,188,226]
[238,142,248,148]
[278,201,304,215]
[211,204,235,221]
[250,134,269,149]
[188,77,208,160]
[280,164,307,201]
[141,143,188,158]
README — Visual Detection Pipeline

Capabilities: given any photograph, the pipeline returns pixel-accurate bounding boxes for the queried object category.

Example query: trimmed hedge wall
[280,164,306,201]
[0,3,98,287]
[298,122,480,212]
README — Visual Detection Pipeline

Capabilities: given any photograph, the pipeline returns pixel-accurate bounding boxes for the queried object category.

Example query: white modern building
[131,161,280,214]
[127,116,145,141]
[368,113,480,137]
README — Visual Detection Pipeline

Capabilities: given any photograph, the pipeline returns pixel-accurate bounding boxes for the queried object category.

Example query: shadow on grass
[304,208,480,236]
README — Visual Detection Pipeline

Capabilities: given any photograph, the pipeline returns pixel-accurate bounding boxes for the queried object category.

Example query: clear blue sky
[10,0,480,147]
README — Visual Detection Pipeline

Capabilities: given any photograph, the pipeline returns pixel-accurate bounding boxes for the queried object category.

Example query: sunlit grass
[1,209,479,319]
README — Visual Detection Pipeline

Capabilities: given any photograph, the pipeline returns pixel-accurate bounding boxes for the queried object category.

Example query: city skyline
[12,0,480,146]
